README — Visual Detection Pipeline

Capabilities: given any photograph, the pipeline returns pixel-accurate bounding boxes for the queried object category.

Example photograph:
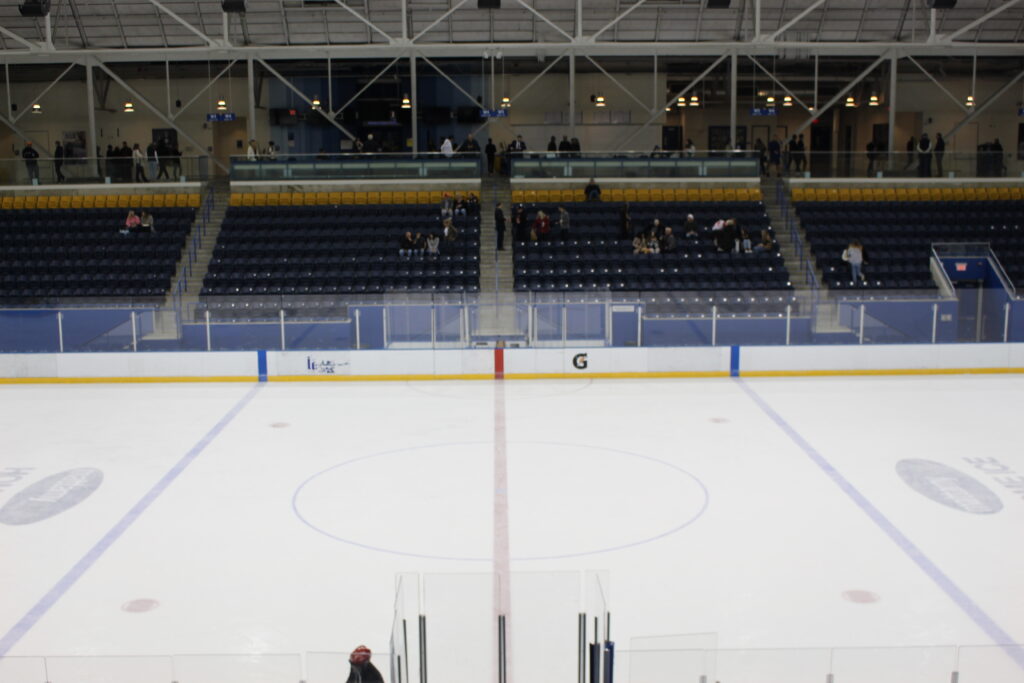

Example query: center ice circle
[292,441,708,561]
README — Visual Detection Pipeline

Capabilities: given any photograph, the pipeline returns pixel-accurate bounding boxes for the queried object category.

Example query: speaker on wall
[18,0,51,17]
[478,0,501,8]
[705,0,731,8]
[926,0,956,7]
[221,0,247,12]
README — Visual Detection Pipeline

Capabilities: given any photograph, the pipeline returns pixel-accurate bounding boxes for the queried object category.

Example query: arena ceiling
[0,0,1022,56]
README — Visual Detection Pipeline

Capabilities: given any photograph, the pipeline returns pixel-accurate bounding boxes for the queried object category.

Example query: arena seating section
[510,187,793,292]
[202,190,480,296]
[0,193,199,300]
[794,186,1024,290]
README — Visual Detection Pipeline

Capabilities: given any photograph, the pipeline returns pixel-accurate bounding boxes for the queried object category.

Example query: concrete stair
[475,175,521,337]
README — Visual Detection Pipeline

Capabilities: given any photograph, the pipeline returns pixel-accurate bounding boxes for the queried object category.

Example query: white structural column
[85,59,96,162]
[730,51,738,148]
[569,53,575,139]
[410,55,418,154]
[888,54,897,168]
[247,56,256,141]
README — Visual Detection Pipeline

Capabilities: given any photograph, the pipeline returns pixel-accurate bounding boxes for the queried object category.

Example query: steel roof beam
[946,68,1024,141]
[592,0,649,41]
[512,0,573,42]
[763,0,827,42]
[945,0,1022,41]
[11,62,77,122]
[905,55,969,114]
[0,24,40,51]
[413,0,471,43]
[144,0,219,47]
[257,57,356,140]
[327,0,392,45]
[793,53,887,136]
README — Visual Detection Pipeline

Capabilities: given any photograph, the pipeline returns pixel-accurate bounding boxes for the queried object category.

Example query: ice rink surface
[1,375,1023,681]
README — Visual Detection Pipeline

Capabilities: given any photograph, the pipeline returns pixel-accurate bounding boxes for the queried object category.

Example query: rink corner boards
[2,345,1024,384]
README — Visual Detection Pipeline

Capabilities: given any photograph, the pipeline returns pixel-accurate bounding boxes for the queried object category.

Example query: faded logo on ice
[0,468,104,525]
[896,459,1002,514]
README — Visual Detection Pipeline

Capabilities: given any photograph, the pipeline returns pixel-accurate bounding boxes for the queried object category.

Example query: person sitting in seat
[139,211,155,234]
[440,192,454,218]
[532,210,551,241]
[399,231,416,259]
[453,194,467,217]
[442,218,459,242]
[584,177,602,201]
[682,214,699,238]
[660,227,677,254]
[413,232,426,258]
[122,210,141,235]
[645,229,660,254]
[426,233,440,259]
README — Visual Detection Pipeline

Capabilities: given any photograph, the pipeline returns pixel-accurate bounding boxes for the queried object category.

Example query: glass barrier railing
[511,154,759,179]
[0,156,210,186]
[3,286,1020,352]
[758,150,1020,179]
[229,154,482,181]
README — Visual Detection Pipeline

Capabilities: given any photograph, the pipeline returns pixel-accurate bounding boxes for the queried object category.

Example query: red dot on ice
[122,599,160,613]
[842,590,880,604]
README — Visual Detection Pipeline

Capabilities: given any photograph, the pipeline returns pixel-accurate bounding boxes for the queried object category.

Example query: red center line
[493,349,511,683]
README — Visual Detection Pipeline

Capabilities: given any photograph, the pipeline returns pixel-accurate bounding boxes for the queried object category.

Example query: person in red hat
[346,645,384,683]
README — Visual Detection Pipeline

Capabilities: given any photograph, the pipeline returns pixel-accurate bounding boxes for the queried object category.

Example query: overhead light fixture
[757,90,768,97]
[664,104,672,111]
[123,101,135,113]
[690,94,699,106]
[965,94,975,107]
[766,95,776,105]
[868,94,879,106]
[595,95,606,107]
[311,96,321,110]
[216,99,228,112]
[30,103,41,114]
[845,96,856,108]
[401,94,411,109]
[500,96,510,109]
[782,95,793,107]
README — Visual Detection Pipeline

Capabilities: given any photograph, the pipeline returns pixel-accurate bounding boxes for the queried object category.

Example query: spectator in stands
[512,204,527,241]
[157,138,171,180]
[547,136,558,153]
[570,137,581,157]
[426,233,440,259]
[559,135,572,155]
[660,227,677,254]
[649,218,664,237]
[753,230,774,253]
[842,240,865,283]
[557,206,570,240]
[497,142,507,175]
[132,143,148,183]
[346,646,384,683]
[459,133,481,158]
[495,201,506,251]
[122,210,141,236]
[413,232,426,258]
[440,136,454,158]
[399,231,416,259]
[266,141,279,160]
[443,218,459,242]
[768,136,781,177]
[21,141,39,183]
[619,203,632,240]
[53,141,65,183]
[246,139,258,161]
[485,138,496,175]
[532,210,551,241]
[170,144,182,178]
[509,134,527,159]
[904,135,916,170]
[584,177,602,201]
[917,133,933,178]
[682,213,699,238]
[865,140,878,176]
[992,138,1006,175]
[440,192,453,218]
[147,141,158,180]
[784,135,796,174]
[466,192,480,213]
[934,133,945,177]
[795,134,807,173]
[644,229,660,254]
[754,138,767,176]
[453,194,467,217]
[139,211,155,233]
[118,141,132,182]
[740,228,752,253]
[632,232,648,254]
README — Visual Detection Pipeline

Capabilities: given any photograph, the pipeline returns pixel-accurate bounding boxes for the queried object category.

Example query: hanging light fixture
[594,94,606,107]
[845,96,856,108]
[30,103,41,114]
[766,95,776,105]
[868,94,879,107]
[311,96,322,110]
[216,98,228,112]
[500,96,511,109]
[401,94,411,109]
[677,95,687,106]
[664,104,672,112]
[123,101,135,113]
[965,94,975,107]
[690,94,699,107]
[782,95,793,107]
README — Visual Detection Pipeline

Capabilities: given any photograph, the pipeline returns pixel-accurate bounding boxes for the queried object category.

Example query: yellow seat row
[511,187,763,204]
[0,193,199,210]
[229,190,477,207]
[792,186,1024,202]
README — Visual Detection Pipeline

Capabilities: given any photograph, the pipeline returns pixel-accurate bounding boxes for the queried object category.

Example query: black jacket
[346,662,384,683]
